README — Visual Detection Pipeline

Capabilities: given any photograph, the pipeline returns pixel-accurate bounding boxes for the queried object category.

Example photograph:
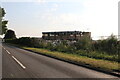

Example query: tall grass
[23,47,119,72]
[76,50,119,62]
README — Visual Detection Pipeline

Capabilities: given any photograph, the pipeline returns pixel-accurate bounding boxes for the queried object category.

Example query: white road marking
[3,47,26,69]
[6,50,11,54]
[12,56,26,69]
[3,47,11,55]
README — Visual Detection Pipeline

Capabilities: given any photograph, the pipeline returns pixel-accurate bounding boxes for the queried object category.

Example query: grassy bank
[75,50,118,62]
[23,47,119,72]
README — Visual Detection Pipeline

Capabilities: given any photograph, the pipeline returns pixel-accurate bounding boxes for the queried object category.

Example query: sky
[1,0,119,40]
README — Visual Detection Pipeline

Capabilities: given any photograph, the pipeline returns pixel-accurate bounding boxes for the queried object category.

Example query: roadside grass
[76,50,118,62]
[23,47,119,72]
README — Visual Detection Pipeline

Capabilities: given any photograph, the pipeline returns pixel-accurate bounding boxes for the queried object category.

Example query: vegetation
[4,30,16,39]
[23,47,119,72]
[92,35,119,55]
[0,7,8,35]
[5,35,119,62]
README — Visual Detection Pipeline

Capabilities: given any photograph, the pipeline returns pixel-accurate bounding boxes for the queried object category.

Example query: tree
[4,30,16,39]
[93,34,118,55]
[75,36,92,51]
[0,7,8,35]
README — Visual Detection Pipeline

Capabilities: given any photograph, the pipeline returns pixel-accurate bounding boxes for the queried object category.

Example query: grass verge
[76,50,118,62]
[22,47,119,73]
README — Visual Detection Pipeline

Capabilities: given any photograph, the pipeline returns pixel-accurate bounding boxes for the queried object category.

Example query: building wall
[42,31,91,40]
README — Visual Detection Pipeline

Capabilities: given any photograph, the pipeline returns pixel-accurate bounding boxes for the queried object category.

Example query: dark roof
[42,31,86,34]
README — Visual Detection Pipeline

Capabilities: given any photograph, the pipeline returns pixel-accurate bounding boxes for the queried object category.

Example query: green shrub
[76,50,118,62]
[4,34,119,62]
[93,35,119,55]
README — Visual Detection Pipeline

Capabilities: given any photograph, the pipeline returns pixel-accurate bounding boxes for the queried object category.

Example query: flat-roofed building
[42,31,91,41]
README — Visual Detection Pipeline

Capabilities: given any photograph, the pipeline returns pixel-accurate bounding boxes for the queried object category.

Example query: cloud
[1,0,46,2]
[45,3,59,13]
[40,0,119,39]
[3,0,119,39]
[37,0,46,3]
[81,0,118,36]
[39,12,85,32]
[51,4,59,11]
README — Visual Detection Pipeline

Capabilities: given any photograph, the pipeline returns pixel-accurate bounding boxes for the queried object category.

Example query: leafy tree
[18,37,32,46]
[106,34,118,54]
[75,36,92,51]
[93,34,118,55]
[4,30,16,39]
[0,7,8,35]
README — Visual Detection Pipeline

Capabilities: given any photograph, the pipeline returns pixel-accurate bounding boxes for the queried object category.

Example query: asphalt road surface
[1,44,119,79]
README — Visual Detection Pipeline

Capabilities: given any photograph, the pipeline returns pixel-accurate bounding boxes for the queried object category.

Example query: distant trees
[5,34,119,56]
[93,34,118,55]
[75,36,92,51]
[5,37,40,47]
[4,30,16,39]
[0,7,8,35]
[18,37,33,47]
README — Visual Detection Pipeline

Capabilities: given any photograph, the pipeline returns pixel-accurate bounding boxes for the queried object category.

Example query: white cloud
[51,4,59,11]
[3,0,119,39]
[81,0,118,37]
[39,13,85,32]
[1,0,46,2]
[45,3,59,13]
[37,0,46,3]
[40,0,119,39]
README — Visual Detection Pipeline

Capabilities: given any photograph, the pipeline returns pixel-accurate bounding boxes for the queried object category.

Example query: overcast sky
[1,0,119,40]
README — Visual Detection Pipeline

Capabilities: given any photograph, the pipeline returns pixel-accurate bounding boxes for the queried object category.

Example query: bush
[75,36,92,51]
[4,34,119,62]
[18,37,32,46]
[5,37,36,47]
[93,34,119,55]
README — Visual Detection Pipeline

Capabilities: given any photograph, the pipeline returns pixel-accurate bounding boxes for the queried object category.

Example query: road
[1,44,119,78]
